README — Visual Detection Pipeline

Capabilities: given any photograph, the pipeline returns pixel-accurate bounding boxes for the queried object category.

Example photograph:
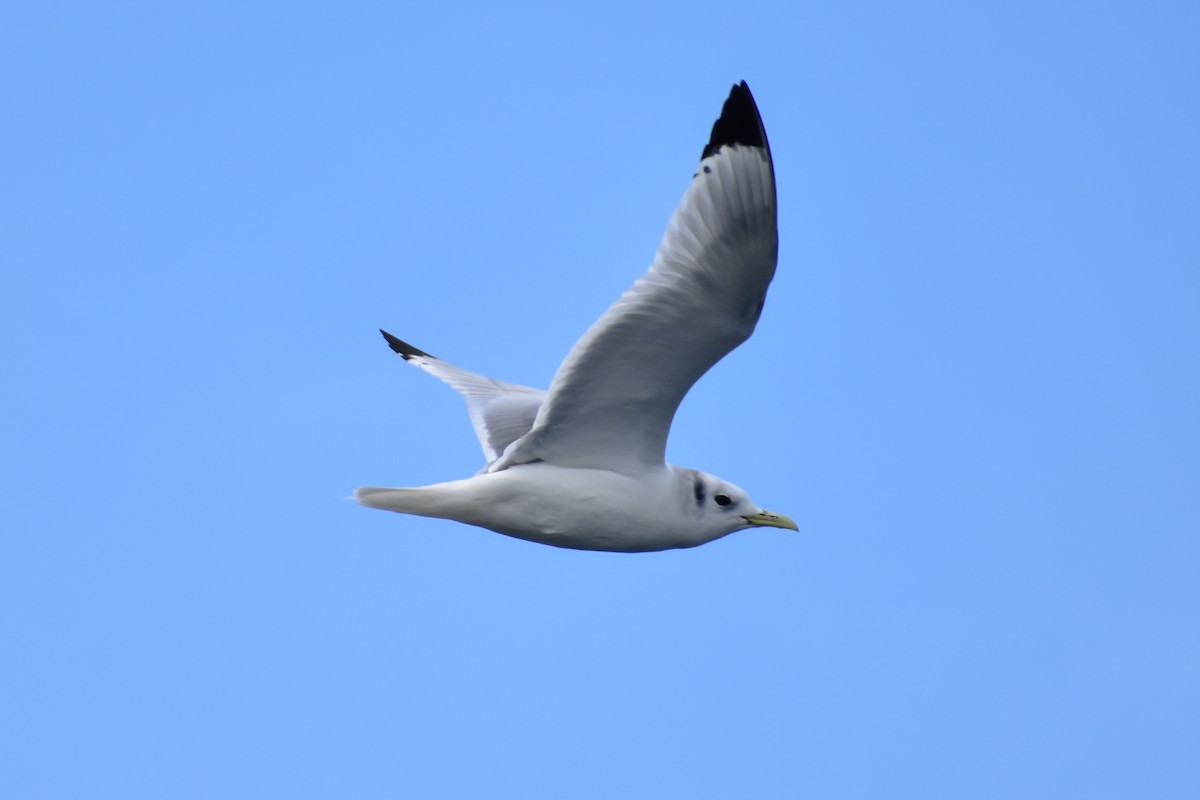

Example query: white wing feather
[490,85,777,473]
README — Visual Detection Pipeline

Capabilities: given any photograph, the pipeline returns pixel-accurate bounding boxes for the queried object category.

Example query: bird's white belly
[453,464,697,552]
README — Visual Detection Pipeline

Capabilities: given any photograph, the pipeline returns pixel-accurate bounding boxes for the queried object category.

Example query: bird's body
[356,81,797,552]
[360,465,704,552]
[358,463,791,552]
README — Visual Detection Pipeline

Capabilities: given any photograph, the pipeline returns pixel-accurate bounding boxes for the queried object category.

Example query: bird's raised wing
[489,82,778,474]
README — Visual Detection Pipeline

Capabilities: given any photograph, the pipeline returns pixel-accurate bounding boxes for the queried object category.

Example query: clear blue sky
[2,2,1198,797]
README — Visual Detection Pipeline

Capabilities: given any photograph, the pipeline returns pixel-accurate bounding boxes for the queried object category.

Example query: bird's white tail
[354,487,437,515]
[354,480,485,523]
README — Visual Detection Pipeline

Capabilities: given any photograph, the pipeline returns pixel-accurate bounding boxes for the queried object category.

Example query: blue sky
[2,1,1198,797]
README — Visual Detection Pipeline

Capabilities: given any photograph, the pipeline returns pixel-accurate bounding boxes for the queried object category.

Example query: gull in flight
[356,81,796,552]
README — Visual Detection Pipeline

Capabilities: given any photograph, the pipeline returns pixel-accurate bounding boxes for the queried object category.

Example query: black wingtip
[701,81,770,161]
[379,329,432,360]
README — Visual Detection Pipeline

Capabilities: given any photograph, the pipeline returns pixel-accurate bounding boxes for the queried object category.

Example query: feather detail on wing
[489,82,777,473]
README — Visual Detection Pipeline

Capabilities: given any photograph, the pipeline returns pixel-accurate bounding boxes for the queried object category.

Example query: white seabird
[356,81,796,552]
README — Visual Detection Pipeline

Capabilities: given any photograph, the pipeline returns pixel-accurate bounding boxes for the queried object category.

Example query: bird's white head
[679,469,798,545]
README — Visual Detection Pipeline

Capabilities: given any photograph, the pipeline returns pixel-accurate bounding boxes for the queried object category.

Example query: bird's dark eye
[714,493,732,507]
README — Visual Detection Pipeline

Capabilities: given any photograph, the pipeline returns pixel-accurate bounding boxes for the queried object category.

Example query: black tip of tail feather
[379,329,432,361]
[701,81,770,161]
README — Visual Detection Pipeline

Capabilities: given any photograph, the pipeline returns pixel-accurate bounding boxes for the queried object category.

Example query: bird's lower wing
[379,330,545,465]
